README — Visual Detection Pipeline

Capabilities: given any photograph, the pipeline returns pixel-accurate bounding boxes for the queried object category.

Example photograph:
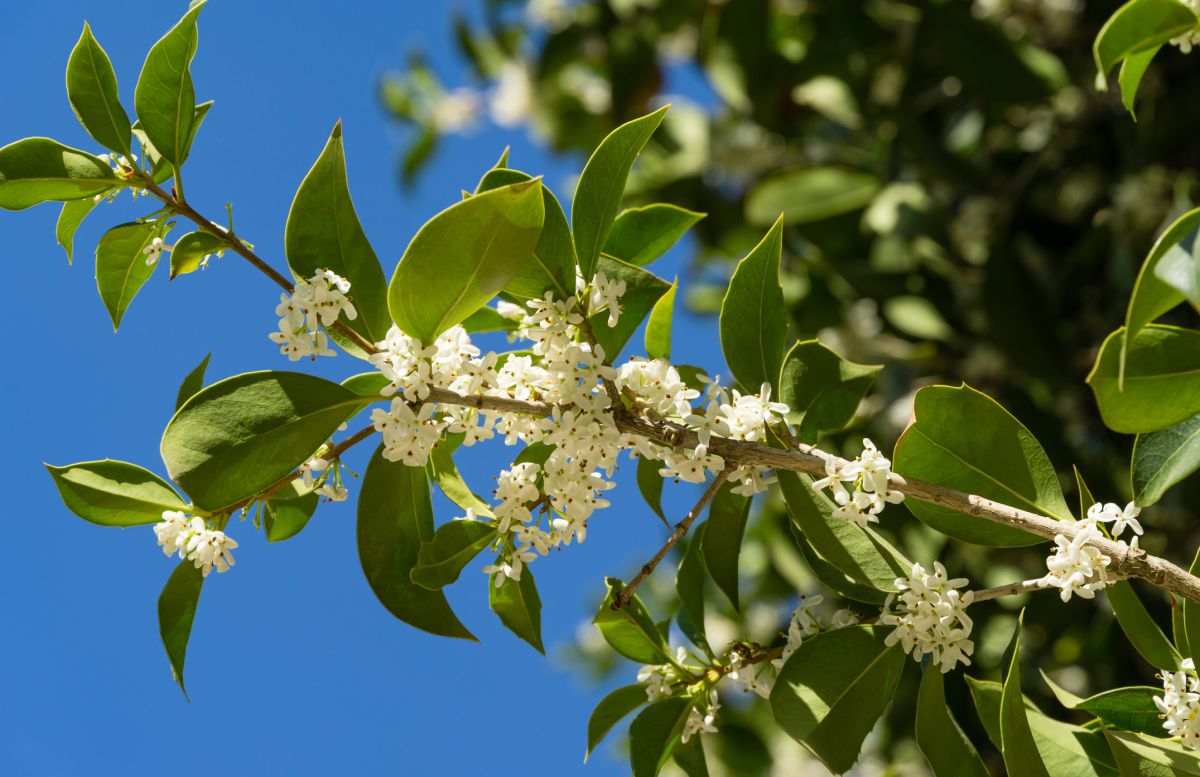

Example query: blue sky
[0,2,725,775]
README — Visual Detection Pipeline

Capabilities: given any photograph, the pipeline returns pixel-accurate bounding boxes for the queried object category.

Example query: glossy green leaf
[746,166,880,226]
[389,179,545,342]
[720,217,786,391]
[1125,206,1200,352]
[1133,413,1200,506]
[1119,46,1159,117]
[0,137,119,210]
[1089,326,1200,434]
[1041,671,1164,735]
[604,203,704,266]
[779,340,881,442]
[56,198,98,264]
[158,561,203,700]
[778,470,910,595]
[168,230,223,280]
[134,2,205,166]
[894,384,1069,546]
[702,483,750,611]
[1105,729,1200,775]
[770,626,906,774]
[1093,0,1197,86]
[572,106,668,280]
[588,255,671,359]
[161,371,366,512]
[587,684,649,761]
[410,519,498,590]
[357,448,475,639]
[426,438,495,519]
[66,23,131,155]
[629,696,691,777]
[490,565,544,653]
[1001,617,1050,777]
[636,456,668,527]
[263,481,318,543]
[174,352,210,410]
[284,122,390,352]
[916,664,989,777]
[594,577,671,665]
[644,280,676,361]
[46,459,185,526]
[96,220,171,330]
[1108,580,1181,670]
[676,524,709,653]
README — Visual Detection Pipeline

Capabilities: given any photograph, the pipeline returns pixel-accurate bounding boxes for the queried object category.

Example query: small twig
[969,579,1046,603]
[613,468,734,609]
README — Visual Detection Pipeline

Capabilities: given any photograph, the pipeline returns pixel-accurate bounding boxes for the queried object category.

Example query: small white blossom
[143,237,167,266]
[490,62,534,127]
[812,439,904,525]
[881,562,975,673]
[268,269,356,361]
[1155,658,1200,748]
[680,691,720,743]
[587,271,627,327]
[154,510,238,577]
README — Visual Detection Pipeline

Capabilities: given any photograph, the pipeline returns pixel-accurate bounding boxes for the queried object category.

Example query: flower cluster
[811,439,904,528]
[1034,501,1141,602]
[681,690,721,743]
[881,562,975,673]
[1171,0,1200,53]
[636,646,692,701]
[1155,658,1200,749]
[298,454,349,501]
[269,269,357,361]
[153,510,238,577]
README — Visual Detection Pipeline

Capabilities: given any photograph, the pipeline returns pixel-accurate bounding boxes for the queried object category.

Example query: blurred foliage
[382,0,1200,772]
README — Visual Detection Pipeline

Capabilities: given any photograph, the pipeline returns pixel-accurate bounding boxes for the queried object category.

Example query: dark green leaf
[676,524,709,654]
[587,684,649,760]
[1107,580,1181,670]
[158,561,204,700]
[636,455,668,527]
[389,179,545,342]
[604,203,704,266]
[588,255,671,359]
[702,483,749,611]
[644,279,676,361]
[572,106,668,280]
[490,565,544,653]
[168,230,224,280]
[594,577,671,665]
[770,626,906,774]
[133,101,211,185]
[788,522,890,604]
[893,384,1069,546]
[916,664,989,777]
[720,217,786,391]
[1186,548,1200,665]
[0,137,118,210]
[779,340,881,441]
[1089,326,1200,434]
[264,481,319,543]
[66,23,131,155]
[1133,413,1200,506]
[672,736,710,777]
[629,696,691,777]
[161,371,366,512]
[410,519,498,590]
[174,352,210,411]
[1041,671,1164,735]
[357,447,475,640]
[134,2,205,166]
[284,122,390,352]
[745,166,879,226]
[56,198,98,264]
[1093,0,1197,85]
[46,459,185,526]
[475,170,574,301]
[1000,616,1050,777]
[426,438,495,519]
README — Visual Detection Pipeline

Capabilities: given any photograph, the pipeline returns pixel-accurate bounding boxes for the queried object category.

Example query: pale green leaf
[46,459,186,526]
[746,166,880,226]
[604,203,704,266]
[0,137,118,210]
[1093,0,1197,86]
[587,684,649,760]
[490,565,544,654]
[95,220,170,330]
[174,352,210,410]
[168,230,223,280]
[594,577,671,665]
[56,198,98,264]
[644,279,676,361]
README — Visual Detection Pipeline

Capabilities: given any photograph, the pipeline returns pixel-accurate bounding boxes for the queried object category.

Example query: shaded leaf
[411,519,499,590]
[158,561,204,700]
[1132,413,1200,507]
[702,483,750,611]
[1089,326,1200,434]
[56,198,98,264]
[1107,580,1181,670]
[779,340,881,442]
[629,696,691,777]
[587,684,649,760]
[916,664,989,777]
[746,166,879,226]
[490,566,544,653]
[720,217,786,391]
[588,255,671,359]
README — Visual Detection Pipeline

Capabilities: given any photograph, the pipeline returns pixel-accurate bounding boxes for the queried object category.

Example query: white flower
[680,691,720,743]
[431,88,481,133]
[881,562,975,673]
[371,399,444,467]
[489,62,534,127]
[268,270,355,361]
[637,665,675,701]
[319,484,348,501]
[154,511,194,557]
[1035,509,1114,601]
[143,237,166,266]
[588,271,626,327]
[155,511,238,577]
[1090,500,1143,538]
[298,456,328,489]
[812,440,904,525]
[1155,659,1200,748]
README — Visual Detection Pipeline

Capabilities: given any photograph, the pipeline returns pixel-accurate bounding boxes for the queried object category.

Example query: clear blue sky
[0,2,724,775]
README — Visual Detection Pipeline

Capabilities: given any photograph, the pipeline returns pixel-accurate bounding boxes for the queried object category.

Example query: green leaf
[676,524,709,654]
[644,279,676,361]
[46,459,186,526]
[426,438,495,519]
[588,256,671,359]
[788,522,890,604]
[1108,580,1182,670]
[475,170,575,302]
[745,166,880,226]
[629,697,691,777]
[1093,0,1197,86]
[779,340,881,442]
[389,179,545,342]
[1041,671,1164,735]
[96,220,171,330]
[461,306,518,334]
[777,470,910,595]
[1133,413,1200,506]
[263,481,319,543]
[636,456,668,527]
[161,371,366,512]
[1185,548,1200,663]
[1088,326,1200,435]
[1155,236,1200,310]
[672,735,709,777]
[1001,616,1050,777]
[168,231,224,280]
[158,560,204,700]
[1124,203,1200,351]
[587,684,649,761]
[284,122,390,352]
[174,352,210,410]
[594,577,671,665]
[702,483,750,611]
[489,565,544,653]
[893,384,1070,546]
[133,101,212,185]
[720,218,786,391]
[66,23,131,155]
[0,137,119,210]
[134,2,205,166]
[341,371,390,397]
[410,519,498,590]
[1105,729,1200,775]
[56,198,98,264]
[603,204,704,266]
[770,626,906,774]
[915,664,989,777]
[357,448,475,640]
[572,106,668,280]
[1119,46,1159,117]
